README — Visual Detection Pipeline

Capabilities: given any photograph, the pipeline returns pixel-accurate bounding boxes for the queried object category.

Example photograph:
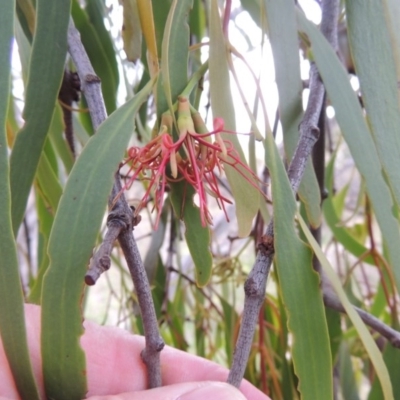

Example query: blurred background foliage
[2,0,400,399]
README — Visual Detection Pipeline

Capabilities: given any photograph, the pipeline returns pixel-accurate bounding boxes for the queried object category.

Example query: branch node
[257,234,274,255]
[244,277,258,297]
[85,73,101,83]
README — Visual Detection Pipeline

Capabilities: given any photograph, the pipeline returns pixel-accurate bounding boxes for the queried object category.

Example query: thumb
[88,381,247,400]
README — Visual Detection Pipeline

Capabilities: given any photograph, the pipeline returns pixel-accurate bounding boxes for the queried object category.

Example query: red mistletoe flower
[121,97,262,228]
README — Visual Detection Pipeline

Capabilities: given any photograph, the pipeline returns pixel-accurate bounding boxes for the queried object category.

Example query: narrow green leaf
[265,0,321,228]
[161,0,193,115]
[240,0,268,32]
[143,205,168,283]
[325,306,342,365]
[346,1,400,209]
[219,294,238,365]
[189,0,205,40]
[41,80,153,400]
[369,343,400,400]
[298,214,394,400]
[36,150,63,213]
[324,154,374,265]
[383,0,400,109]
[209,0,260,237]
[170,182,212,286]
[298,12,400,297]
[48,105,74,173]
[16,0,35,41]
[338,342,360,400]
[0,2,41,398]
[10,0,71,235]
[15,5,32,80]
[28,193,54,304]
[150,0,171,58]
[121,0,142,63]
[264,130,332,399]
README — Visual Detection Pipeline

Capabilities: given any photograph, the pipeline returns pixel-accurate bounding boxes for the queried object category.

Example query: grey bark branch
[323,289,400,348]
[228,0,340,387]
[67,20,164,388]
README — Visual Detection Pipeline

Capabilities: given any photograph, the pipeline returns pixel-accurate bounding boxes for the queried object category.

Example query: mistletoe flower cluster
[122,97,262,228]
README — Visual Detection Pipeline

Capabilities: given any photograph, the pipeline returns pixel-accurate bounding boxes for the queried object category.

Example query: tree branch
[67,20,164,388]
[228,0,340,387]
[323,290,400,348]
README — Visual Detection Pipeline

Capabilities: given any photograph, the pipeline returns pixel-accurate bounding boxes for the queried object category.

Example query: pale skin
[0,305,270,400]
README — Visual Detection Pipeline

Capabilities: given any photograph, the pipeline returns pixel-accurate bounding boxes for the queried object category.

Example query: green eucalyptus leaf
[16,0,35,41]
[209,0,260,237]
[121,0,142,63]
[189,0,205,41]
[265,0,321,228]
[339,342,360,400]
[264,130,332,399]
[324,153,375,265]
[49,105,74,173]
[240,0,268,32]
[10,0,71,235]
[368,343,400,400]
[298,12,400,297]
[0,1,41,398]
[298,214,394,400]
[161,0,193,115]
[28,193,54,305]
[40,79,153,400]
[346,1,400,209]
[170,182,212,286]
[36,150,63,213]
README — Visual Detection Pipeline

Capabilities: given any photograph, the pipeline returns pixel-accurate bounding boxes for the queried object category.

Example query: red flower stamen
[121,97,264,229]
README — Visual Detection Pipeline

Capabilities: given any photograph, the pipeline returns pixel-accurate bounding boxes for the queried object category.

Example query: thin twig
[228,0,339,387]
[168,266,225,320]
[323,290,400,348]
[67,20,164,388]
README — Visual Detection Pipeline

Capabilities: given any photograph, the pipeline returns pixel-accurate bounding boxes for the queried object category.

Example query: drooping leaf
[48,105,75,174]
[189,0,205,41]
[10,0,71,235]
[264,129,332,399]
[16,0,35,41]
[137,0,159,78]
[368,342,400,400]
[28,193,54,304]
[170,182,212,287]
[219,293,239,365]
[298,11,400,297]
[161,0,193,115]
[36,150,63,213]
[40,80,154,400]
[323,153,374,265]
[382,0,400,109]
[121,0,142,63]
[0,1,41,398]
[346,1,400,209]
[265,0,321,228]
[240,0,268,32]
[143,205,168,283]
[338,342,360,400]
[298,214,394,400]
[209,0,260,237]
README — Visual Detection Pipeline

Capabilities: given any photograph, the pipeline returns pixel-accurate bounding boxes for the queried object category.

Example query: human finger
[87,381,246,400]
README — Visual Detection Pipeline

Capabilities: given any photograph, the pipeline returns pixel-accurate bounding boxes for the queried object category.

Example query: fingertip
[179,382,247,400]
[86,382,248,400]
